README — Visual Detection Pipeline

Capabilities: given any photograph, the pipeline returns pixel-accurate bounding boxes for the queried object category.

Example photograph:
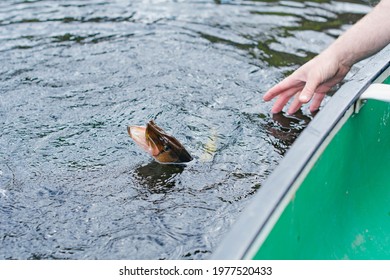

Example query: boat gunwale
[211,45,390,260]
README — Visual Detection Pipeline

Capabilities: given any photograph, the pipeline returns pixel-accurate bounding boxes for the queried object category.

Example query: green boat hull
[256,98,390,259]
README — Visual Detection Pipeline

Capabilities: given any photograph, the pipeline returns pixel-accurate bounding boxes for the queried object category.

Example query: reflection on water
[0,0,372,259]
[131,162,185,191]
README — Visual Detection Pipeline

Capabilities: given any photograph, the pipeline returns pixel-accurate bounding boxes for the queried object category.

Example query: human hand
[263,54,351,114]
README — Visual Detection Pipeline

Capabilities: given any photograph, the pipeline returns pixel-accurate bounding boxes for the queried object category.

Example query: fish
[127,120,193,164]
[199,127,218,162]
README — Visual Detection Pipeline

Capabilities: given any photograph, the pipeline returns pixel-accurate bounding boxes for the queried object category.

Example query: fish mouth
[128,120,193,163]
[127,125,160,156]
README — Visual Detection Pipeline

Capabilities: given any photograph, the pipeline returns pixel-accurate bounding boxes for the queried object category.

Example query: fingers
[271,94,294,114]
[298,78,320,103]
[268,86,303,113]
[287,93,303,115]
[263,77,304,101]
[271,90,326,114]
[264,72,324,114]
[309,92,326,112]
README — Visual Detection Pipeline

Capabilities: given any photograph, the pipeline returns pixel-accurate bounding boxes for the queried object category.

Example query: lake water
[0,0,372,259]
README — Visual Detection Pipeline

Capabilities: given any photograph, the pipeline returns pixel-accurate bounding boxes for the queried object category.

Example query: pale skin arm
[263,0,390,114]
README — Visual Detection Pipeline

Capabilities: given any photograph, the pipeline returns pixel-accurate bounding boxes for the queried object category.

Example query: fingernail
[299,95,310,103]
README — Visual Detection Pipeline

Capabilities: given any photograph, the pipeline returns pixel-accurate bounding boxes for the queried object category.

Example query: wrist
[322,40,356,69]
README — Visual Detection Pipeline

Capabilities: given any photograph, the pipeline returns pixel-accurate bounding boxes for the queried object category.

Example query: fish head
[127,120,193,164]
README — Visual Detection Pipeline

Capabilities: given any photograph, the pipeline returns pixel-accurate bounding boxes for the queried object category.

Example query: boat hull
[255,98,390,259]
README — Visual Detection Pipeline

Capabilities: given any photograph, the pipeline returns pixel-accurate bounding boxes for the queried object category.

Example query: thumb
[299,79,319,103]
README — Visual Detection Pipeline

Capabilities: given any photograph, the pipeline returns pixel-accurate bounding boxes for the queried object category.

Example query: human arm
[263,0,390,114]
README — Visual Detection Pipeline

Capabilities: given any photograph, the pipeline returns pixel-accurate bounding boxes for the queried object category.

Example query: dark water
[0,0,372,259]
